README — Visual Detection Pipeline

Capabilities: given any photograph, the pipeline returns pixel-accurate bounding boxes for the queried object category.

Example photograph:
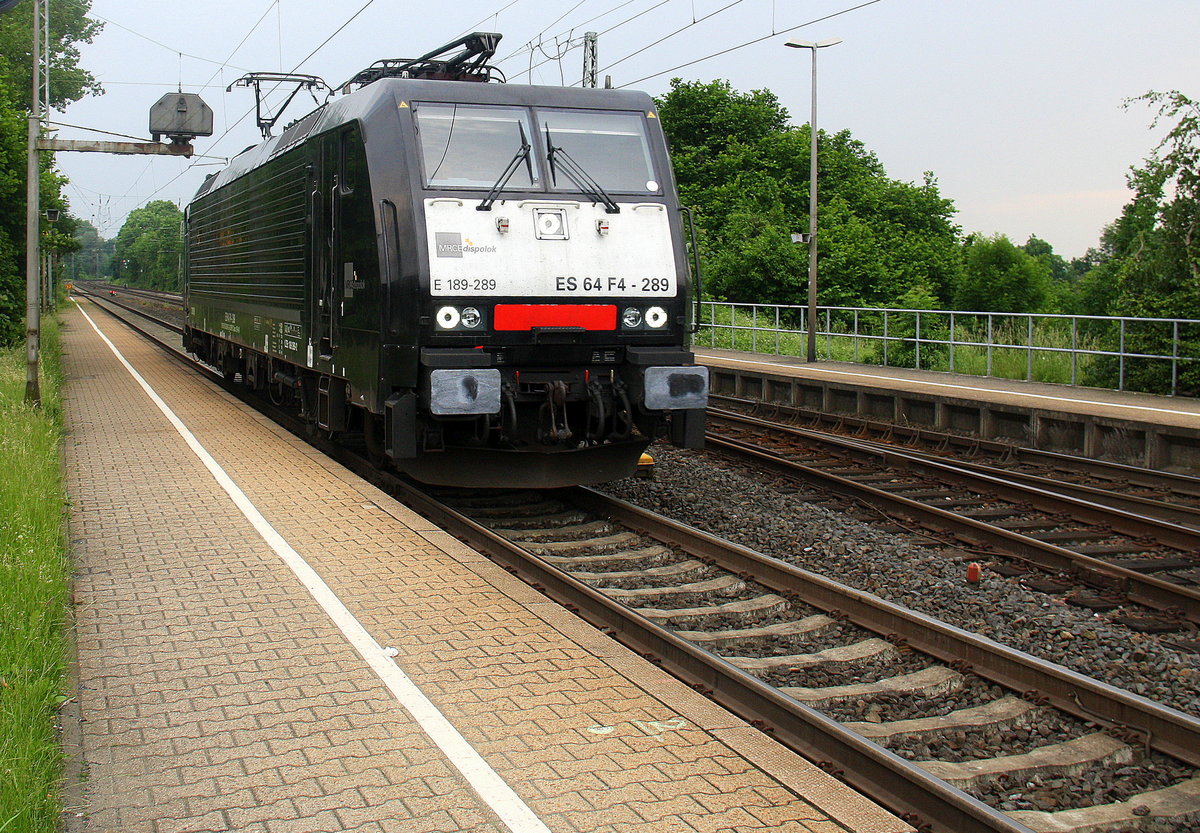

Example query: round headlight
[460,307,482,328]
[436,306,460,329]
[645,306,668,328]
[622,307,643,329]
[538,212,565,236]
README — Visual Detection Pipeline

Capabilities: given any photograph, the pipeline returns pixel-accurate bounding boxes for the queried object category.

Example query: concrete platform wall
[708,365,1200,474]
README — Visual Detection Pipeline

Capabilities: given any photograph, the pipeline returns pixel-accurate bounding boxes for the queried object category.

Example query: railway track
[705,404,1200,630]
[76,282,185,330]
[75,290,1200,833]
[80,281,185,309]
[711,393,1200,515]
[412,485,1200,833]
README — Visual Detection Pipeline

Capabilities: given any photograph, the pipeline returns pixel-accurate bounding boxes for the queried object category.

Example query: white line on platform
[75,301,551,833]
[701,354,1200,419]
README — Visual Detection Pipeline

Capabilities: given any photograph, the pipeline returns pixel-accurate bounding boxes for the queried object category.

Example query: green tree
[656,78,963,309]
[70,217,112,280]
[0,0,102,112]
[1023,235,1068,282]
[1021,235,1073,312]
[1072,91,1200,393]
[0,0,102,343]
[0,94,26,343]
[112,200,183,290]
[655,78,788,156]
[1109,92,1200,321]
[955,233,1051,313]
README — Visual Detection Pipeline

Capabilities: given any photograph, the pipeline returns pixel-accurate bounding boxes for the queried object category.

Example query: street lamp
[786,37,841,363]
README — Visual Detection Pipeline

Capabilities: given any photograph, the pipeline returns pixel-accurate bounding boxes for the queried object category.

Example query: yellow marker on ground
[637,452,654,478]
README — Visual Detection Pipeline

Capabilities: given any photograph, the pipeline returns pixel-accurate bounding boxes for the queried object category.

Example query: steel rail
[840,431,1200,530]
[565,488,1200,770]
[77,289,185,335]
[709,408,1200,551]
[380,479,1034,833]
[710,393,1200,499]
[704,431,1200,623]
[77,280,184,306]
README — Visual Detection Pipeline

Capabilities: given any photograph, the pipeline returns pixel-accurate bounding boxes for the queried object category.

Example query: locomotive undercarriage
[504,370,641,449]
[402,360,704,486]
[185,330,680,486]
[423,371,655,455]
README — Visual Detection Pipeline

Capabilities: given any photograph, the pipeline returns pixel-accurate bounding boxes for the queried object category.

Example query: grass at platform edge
[0,319,69,833]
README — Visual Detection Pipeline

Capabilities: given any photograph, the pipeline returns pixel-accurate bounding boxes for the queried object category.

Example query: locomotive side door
[311,133,342,360]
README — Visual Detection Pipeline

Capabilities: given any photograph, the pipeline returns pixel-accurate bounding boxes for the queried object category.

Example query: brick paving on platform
[61,300,912,833]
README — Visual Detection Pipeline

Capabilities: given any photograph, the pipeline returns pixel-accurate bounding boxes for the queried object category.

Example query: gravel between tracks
[600,443,1200,717]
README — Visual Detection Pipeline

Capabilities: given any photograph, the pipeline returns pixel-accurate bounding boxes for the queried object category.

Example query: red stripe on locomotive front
[493,304,617,331]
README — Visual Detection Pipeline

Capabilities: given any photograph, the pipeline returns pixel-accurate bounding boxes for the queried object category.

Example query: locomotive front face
[415,102,679,338]
[404,93,707,461]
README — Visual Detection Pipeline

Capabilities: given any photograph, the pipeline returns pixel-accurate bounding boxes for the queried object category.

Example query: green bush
[0,317,68,833]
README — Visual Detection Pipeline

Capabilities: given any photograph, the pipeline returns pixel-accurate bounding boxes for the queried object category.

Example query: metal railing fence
[697,302,1200,396]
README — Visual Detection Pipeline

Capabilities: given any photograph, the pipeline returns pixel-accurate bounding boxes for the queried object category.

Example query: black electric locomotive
[183,34,708,487]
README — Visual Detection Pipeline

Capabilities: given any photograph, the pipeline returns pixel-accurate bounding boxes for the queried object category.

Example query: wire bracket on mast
[227,73,329,139]
[582,32,598,88]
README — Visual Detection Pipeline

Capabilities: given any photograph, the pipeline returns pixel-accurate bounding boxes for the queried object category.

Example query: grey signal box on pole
[149,92,213,143]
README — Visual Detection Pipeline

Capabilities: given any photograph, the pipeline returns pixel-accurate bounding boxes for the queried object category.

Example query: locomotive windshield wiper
[544,124,620,214]
[476,121,533,212]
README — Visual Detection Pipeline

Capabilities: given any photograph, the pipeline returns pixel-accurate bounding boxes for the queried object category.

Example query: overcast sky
[51,0,1199,259]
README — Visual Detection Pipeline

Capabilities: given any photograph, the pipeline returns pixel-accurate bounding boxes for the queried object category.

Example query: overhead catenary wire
[69,1,280,231]
[596,0,748,76]
[533,0,588,46]
[286,0,377,75]
[129,1,380,216]
[617,0,885,87]
[71,80,231,89]
[500,0,672,78]
[454,0,529,43]
[98,0,886,235]
[495,0,660,66]
[503,0,587,67]
[517,0,884,88]
[87,13,254,73]
[197,0,280,93]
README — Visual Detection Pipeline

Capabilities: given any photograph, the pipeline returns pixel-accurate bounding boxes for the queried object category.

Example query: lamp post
[786,37,840,363]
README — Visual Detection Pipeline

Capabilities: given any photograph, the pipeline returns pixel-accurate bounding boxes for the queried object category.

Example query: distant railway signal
[149,92,214,145]
[39,93,213,158]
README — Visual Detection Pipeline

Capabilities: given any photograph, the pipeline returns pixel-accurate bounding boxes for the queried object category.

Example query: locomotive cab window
[538,110,658,194]
[415,103,540,189]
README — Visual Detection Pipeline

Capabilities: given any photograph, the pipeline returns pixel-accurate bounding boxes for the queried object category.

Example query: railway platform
[697,348,1200,474]
[60,299,911,833]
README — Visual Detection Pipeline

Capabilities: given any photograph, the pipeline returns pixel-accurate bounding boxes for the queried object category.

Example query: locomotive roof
[191,79,657,202]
